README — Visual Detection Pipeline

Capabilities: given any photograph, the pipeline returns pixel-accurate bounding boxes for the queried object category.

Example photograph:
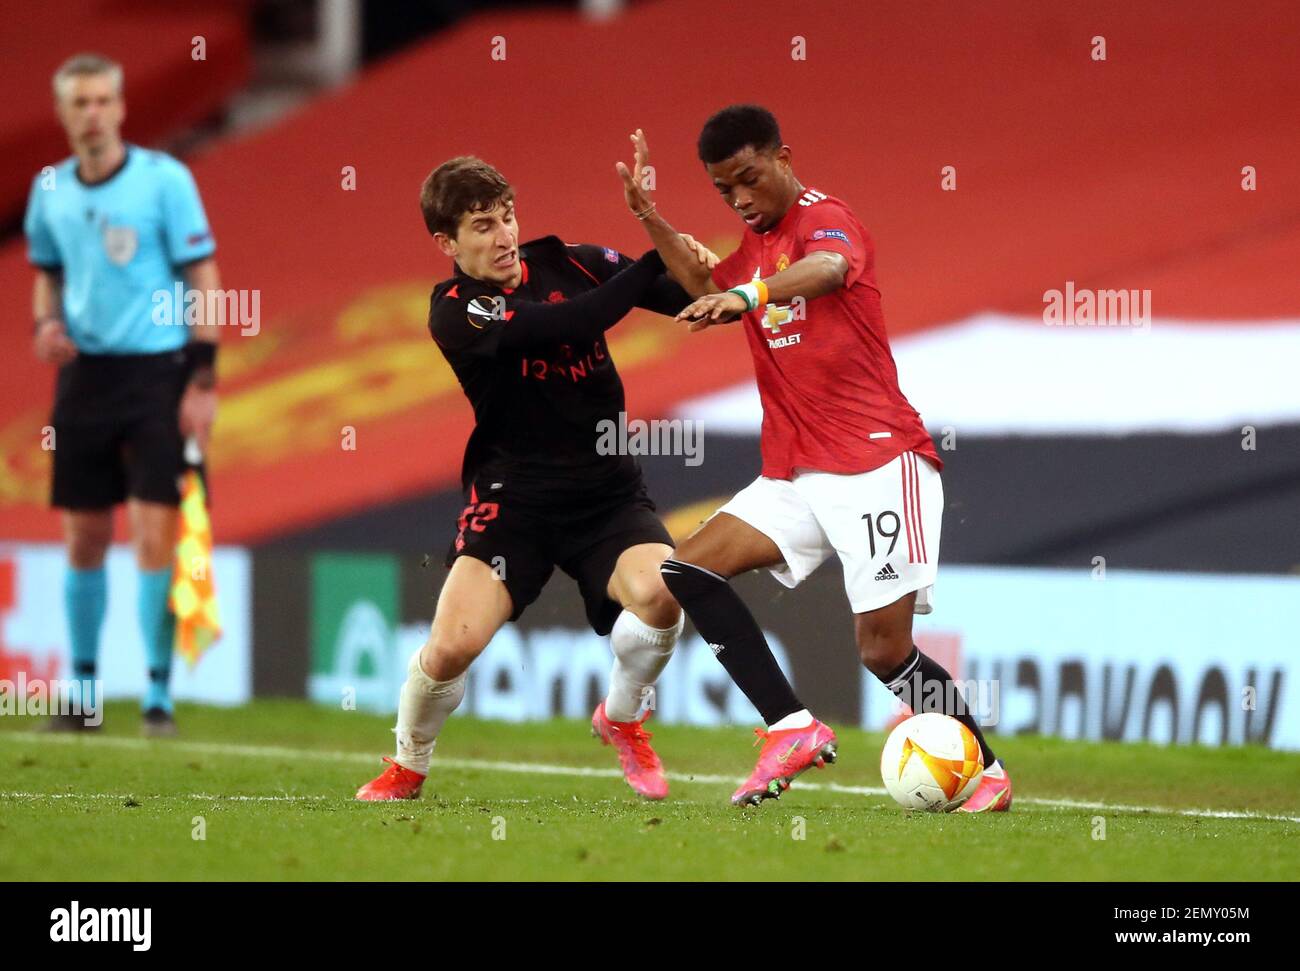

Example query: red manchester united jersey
[711,187,940,479]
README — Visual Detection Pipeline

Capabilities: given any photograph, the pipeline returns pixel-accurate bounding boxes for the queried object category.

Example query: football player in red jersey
[617,106,1011,810]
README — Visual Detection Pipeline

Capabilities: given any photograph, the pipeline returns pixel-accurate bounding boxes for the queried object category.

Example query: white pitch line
[0,791,542,805]
[0,791,327,803]
[3,731,1298,825]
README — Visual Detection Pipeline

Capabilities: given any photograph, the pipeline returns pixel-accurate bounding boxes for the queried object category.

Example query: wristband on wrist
[727,281,769,312]
[183,340,218,388]
[34,314,63,334]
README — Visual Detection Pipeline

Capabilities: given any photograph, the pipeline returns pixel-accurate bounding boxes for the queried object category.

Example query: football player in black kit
[357,157,717,802]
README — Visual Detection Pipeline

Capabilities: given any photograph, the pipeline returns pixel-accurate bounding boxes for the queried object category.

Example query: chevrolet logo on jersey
[752,266,796,335]
[762,302,795,334]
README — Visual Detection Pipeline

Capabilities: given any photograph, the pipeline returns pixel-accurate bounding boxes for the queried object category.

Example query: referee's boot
[44,711,102,733]
[141,707,178,738]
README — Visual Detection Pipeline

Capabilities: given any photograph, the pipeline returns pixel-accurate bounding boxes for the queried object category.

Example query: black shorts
[50,351,192,510]
[445,475,673,636]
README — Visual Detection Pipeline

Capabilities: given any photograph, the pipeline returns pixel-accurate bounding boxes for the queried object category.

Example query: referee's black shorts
[50,350,192,510]
[445,473,673,636]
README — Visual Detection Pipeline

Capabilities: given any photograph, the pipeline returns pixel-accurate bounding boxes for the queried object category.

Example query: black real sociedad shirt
[428,235,690,500]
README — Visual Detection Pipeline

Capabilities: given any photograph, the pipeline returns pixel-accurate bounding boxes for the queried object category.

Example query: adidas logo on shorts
[874,563,899,581]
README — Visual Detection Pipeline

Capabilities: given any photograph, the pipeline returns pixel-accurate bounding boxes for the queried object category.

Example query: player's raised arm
[616,129,720,298]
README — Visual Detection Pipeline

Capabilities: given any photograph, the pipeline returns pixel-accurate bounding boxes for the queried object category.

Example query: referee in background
[24,54,221,736]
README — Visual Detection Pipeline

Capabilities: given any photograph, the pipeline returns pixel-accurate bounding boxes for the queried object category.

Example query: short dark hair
[419,156,514,237]
[697,104,782,165]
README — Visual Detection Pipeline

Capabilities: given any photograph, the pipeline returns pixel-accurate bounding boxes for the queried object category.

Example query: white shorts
[714,452,943,615]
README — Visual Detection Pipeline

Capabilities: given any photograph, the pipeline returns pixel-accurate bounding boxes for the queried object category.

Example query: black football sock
[73,660,97,714]
[880,646,998,768]
[660,558,803,725]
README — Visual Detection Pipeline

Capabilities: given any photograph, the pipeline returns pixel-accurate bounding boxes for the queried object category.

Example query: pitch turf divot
[4,731,1298,825]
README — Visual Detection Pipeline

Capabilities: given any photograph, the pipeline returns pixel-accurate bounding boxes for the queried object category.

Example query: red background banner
[2,0,1297,543]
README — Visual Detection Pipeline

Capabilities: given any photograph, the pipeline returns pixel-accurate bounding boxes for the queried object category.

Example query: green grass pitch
[1,700,1298,881]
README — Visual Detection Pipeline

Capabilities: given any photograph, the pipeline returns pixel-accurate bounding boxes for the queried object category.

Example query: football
[880,712,985,811]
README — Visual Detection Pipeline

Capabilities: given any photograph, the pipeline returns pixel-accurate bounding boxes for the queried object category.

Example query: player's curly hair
[697,104,782,165]
[420,157,515,237]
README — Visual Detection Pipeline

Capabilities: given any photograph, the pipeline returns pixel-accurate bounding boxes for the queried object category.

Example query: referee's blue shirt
[23,145,216,354]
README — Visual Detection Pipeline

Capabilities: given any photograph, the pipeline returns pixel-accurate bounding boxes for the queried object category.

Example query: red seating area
[0,0,251,223]
[1,0,1296,544]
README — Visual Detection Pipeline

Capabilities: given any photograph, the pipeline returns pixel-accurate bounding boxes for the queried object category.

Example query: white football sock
[604,609,683,722]
[769,708,814,731]
[393,649,466,775]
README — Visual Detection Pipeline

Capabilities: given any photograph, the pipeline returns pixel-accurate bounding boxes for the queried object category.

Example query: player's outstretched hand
[33,318,77,364]
[676,291,747,332]
[679,233,720,269]
[615,128,655,218]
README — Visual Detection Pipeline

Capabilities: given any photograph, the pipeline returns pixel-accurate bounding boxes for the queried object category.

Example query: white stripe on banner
[675,314,1300,436]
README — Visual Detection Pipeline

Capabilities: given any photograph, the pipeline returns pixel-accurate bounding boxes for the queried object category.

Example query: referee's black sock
[880,646,999,768]
[660,559,804,726]
[73,661,97,713]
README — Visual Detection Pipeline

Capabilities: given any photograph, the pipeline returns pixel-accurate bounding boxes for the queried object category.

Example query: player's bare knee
[422,628,486,680]
[855,633,883,674]
[857,628,910,677]
[67,524,111,568]
[136,539,172,571]
[68,537,109,569]
[624,573,680,629]
[130,520,176,570]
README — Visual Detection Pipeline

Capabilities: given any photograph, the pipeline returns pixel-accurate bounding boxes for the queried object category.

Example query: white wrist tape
[728,283,760,311]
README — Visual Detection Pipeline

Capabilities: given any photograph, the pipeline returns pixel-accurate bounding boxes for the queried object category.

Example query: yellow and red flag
[170,460,221,667]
